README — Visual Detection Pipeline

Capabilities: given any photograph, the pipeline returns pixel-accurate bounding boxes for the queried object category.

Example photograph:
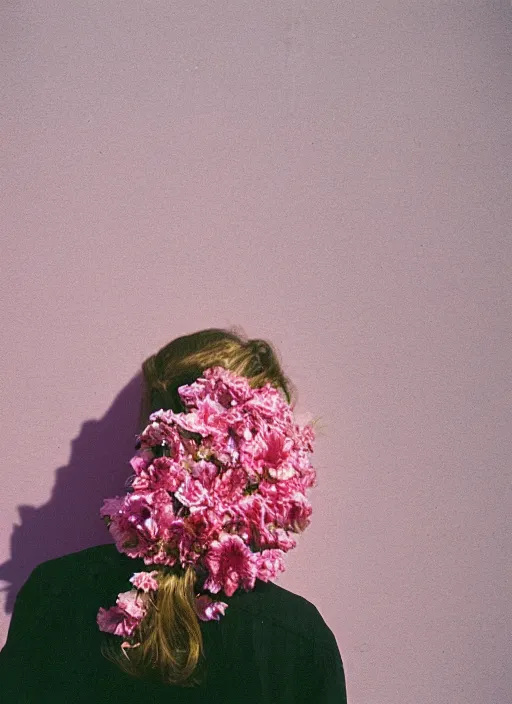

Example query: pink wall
[2,2,511,702]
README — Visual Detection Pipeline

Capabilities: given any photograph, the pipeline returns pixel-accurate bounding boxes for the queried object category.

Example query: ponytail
[100,565,206,687]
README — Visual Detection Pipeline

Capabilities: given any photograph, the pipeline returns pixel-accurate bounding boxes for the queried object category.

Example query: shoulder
[31,543,117,573]
[253,582,346,694]
[26,543,126,592]
[38,542,119,566]
[231,578,338,649]
[3,545,123,650]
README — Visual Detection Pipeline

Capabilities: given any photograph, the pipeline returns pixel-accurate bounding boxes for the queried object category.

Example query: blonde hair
[100,326,296,686]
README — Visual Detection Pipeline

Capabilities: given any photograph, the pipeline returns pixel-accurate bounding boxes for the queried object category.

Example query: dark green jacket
[0,543,347,703]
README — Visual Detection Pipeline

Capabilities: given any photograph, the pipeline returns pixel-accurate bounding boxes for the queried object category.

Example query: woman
[0,327,347,703]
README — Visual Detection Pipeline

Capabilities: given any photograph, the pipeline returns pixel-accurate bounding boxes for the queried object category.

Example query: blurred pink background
[2,2,511,702]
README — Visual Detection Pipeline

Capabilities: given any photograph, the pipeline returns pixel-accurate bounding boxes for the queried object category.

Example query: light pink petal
[195,595,229,621]
[203,533,257,597]
[129,570,160,592]
[116,590,147,620]
[99,495,125,519]
[256,549,286,581]
[97,606,140,637]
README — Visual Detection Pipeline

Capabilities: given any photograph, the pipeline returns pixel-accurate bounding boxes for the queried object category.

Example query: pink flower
[179,397,229,437]
[113,489,178,555]
[204,366,254,405]
[189,459,219,489]
[203,533,258,596]
[129,451,153,476]
[294,422,316,453]
[293,456,317,491]
[97,590,147,637]
[142,541,179,567]
[178,366,254,409]
[116,590,147,620]
[228,495,276,550]
[195,595,229,621]
[139,416,183,452]
[255,549,286,581]
[269,527,297,551]
[209,428,246,467]
[243,383,294,423]
[267,463,296,481]
[211,466,247,504]
[126,493,157,528]
[138,421,168,449]
[186,508,222,542]
[99,495,125,519]
[285,493,313,532]
[129,570,160,592]
[98,365,318,646]
[132,456,187,493]
[256,427,296,479]
[97,605,140,637]
[178,529,201,567]
[175,473,210,509]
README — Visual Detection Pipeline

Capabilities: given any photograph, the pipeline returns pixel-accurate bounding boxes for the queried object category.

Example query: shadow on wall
[0,372,144,616]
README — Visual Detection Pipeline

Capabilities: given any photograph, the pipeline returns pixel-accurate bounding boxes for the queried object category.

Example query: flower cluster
[96,366,317,653]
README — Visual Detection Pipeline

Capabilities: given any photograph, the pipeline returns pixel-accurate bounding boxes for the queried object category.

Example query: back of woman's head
[138,326,296,433]
[101,326,297,687]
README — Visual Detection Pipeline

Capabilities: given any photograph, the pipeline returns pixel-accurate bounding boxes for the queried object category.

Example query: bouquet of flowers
[96,365,317,654]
